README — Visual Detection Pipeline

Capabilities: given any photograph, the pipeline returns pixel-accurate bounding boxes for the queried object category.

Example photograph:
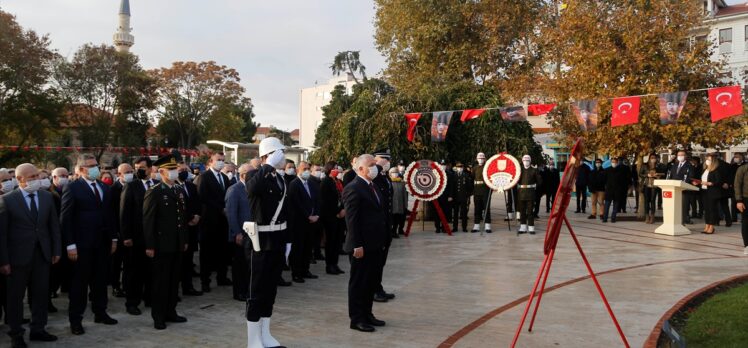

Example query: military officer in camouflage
[143,154,189,330]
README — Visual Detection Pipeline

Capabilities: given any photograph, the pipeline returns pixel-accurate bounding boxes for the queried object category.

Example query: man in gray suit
[0,163,61,348]
[226,163,252,301]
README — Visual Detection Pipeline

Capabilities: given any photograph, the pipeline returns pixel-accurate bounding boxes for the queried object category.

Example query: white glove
[242,222,260,252]
[267,150,286,169]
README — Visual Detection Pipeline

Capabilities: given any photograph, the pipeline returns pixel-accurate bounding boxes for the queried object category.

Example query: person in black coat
[575,161,591,214]
[176,163,202,297]
[434,161,454,233]
[668,150,695,224]
[588,159,606,219]
[61,154,118,335]
[544,161,560,213]
[343,154,389,333]
[716,157,732,227]
[602,157,627,223]
[109,163,132,299]
[320,162,345,275]
[699,154,726,234]
[372,150,395,302]
[195,152,232,293]
[451,162,473,232]
[120,157,157,315]
[729,153,745,223]
[287,162,321,283]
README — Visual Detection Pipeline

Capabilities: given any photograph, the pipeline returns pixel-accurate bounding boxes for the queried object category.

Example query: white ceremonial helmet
[476,152,486,160]
[259,137,285,157]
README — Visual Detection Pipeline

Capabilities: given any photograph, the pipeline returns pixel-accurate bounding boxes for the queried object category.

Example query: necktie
[217,173,225,190]
[91,183,101,204]
[369,183,380,205]
[28,193,38,221]
[303,180,311,197]
[147,180,152,189]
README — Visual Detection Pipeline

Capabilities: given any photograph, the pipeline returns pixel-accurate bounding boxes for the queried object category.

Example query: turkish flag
[405,113,422,142]
[611,96,640,127]
[708,85,743,122]
[460,109,486,122]
[527,103,556,116]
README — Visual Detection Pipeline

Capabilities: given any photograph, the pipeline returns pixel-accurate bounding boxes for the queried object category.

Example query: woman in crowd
[639,154,664,224]
[100,170,114,186]
[700,153,725,234]
[389,167,408,236]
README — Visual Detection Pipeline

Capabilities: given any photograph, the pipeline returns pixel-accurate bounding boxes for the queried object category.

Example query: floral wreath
[482,153,521,192]
[404,159,447,201]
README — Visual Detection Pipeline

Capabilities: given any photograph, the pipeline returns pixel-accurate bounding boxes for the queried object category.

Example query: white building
[113,0,134,53]
[298,74,357,148]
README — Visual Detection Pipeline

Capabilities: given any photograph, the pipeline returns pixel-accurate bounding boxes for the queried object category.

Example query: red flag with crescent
[460,109,486,122]
[527,103,556,116]
[611,96,640,127]
[405,113,422,142]
[708,85,743,122]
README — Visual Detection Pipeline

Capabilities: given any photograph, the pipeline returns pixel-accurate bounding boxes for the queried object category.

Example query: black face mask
[136,168,148,180]
[178,171,189,182]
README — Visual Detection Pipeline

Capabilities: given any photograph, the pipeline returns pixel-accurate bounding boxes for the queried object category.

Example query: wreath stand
[405,199,452,236]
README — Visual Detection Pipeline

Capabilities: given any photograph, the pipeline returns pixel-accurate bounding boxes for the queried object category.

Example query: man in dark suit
[544,161,560,213]
[288,161,321,283]
[143,154,189,330]
[372,150,395,302]
[109,163,133,299]
[120,157,157,315]
[226,163,251,301]
[668,150,695,224]
[344,154,389,333]
[602,157,628,223]
[176,162,202,297]
[61,154,118,335]
[320,162,345,275]
[0,164,61,347]
[195,152,232,293]
[575,161,591,214]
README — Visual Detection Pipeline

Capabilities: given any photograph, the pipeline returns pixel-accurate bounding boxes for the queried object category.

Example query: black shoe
[144,301,152,308]
[383,292,395,300]
[726,221,732,227]
[391,233,400,239]
[333,265,345,274]
[684,220,693,225]
[587,215,596,219]
[471,229,478,233]
[126,306,142,315]
[303,271,318,279]
[183,288,203,296]
[310,259,317,264]
[201,284,212,293]
[326,266,341,275]
[367,315,386,327]
[112,287,126,298]
[315,253,325,260]
[278,277,292,286]
[94,313,118,325]
[373,293,389,302]
[191,269,200,277]
[462,229,468,233]
[529,231,536,235]
[48,300,58,313]
[452,226,459,232]
[534,215,540,219]
[602,220,607,223]
[70,323,85,335]
[350,322,375,332]
[11,336,27,348]
[154,321,166,330]
[283,264,291,271]
[29,330,58,342]
[233,294,247,302]
[611,219,616,223]
[574,210,581,213]
[435,229,442,233]
[485,229,492,233]
[217,278,233,286]
[292,276,305,283]
[166,315,187,323]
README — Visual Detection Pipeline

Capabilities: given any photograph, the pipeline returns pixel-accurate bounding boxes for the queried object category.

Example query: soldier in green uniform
[472,152,492,233]
[517,155,543,235]
[143,154,189,330]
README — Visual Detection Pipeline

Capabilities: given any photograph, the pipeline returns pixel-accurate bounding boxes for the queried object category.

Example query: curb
[643,273,748,348]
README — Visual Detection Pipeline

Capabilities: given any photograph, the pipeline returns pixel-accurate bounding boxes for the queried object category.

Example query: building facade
[700,1,748,85]
[298,74,357,148]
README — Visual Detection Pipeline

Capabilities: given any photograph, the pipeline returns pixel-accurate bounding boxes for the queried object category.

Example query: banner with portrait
[430,111,453,142]
[571,100,599,131]
[657,91,688,125]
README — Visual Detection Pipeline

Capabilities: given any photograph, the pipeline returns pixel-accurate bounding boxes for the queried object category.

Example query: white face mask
[523,160,531,169]
[336,173,343,180]
[213,160,225,171]
[56,177,69,186]
[167,169,179,181]
[154,172,162,181]
[23,179,41,193]
[276,169,285,176]
[2,180,14,192]
[286,168,296,176]
[611,162,618,168]
[735,157,743,164]
[367,165,379,180]
[301,170,311,180]
[595,163,602,168]
[455,167,463,173]
[123,173,134,183]
[381,162,391,172]
[677,155,685,163]
[226,172,234,181]
[477,159,485,165]
[389,173,398,179]
[40,178,51,189]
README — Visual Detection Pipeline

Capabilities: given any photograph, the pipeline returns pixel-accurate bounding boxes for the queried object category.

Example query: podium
[653,179,699,236]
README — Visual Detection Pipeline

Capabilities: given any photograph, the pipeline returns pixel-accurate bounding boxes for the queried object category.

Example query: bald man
[110,163,134,298]
[0,163,61,345]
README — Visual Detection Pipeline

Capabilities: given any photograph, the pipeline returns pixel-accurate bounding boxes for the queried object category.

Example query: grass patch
[681,281,748,348]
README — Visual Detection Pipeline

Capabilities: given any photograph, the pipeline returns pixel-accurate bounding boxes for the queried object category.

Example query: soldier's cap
[154,154,178,170]
[455,162,464,168]
[373,149,391,159]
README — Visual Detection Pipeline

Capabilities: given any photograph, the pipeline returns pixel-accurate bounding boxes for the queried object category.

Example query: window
[719,28,732,53]
[745,26,748,50]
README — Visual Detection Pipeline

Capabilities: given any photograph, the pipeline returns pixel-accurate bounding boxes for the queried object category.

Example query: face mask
[611,163,618,168]
[213,160,225,171]
[87,166,101,180]
[477,159,485,165]
[320,172,326,179]
[40,178,51,190]
[57,177,69,186]
[595,163,602,168]
[735,158,743,164]
[381,162,391,172]
[705,159,712,166]
[188,172,195,181]
[226,172,234,181]
[523,160,531,169]
[1,180,12,192]
[301,170,311,180]
[455,167,463,173]
[102,177,113,186]
[136,168,148,180]
[286,168,296,176]
[23,179,41,193]
[397,165,405,173]
[367,165,379,180]
[389,173,398,179]
[336,173,343,180]
[167,169,179,181]
[11,178,18,188]
[276,169,285,176]
[154,172,162,181]
[178,171,189,182]
[677,155,685,163]
[123,173,134,183]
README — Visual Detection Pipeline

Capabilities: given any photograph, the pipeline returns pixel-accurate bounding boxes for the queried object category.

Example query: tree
[236,97,259,143]
[330,51,367,84]
[53,44,157,160]
[152,61,245,148]
[0,9,62,166]
[268,127,294,146]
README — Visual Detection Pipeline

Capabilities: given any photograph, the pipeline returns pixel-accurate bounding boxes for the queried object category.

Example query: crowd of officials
[0,139,747,348]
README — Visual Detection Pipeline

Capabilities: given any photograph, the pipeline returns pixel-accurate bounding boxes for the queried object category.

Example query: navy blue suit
[288,177,321,278]
[60,178,116,324]
[225,180,250,298]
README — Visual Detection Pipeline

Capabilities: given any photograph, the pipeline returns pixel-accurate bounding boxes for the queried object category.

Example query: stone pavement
[1,198,746,347]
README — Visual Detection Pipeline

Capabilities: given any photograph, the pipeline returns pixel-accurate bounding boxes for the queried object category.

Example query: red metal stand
[404,200,452,236]
[432,201,453,236]
[404,200,420,237]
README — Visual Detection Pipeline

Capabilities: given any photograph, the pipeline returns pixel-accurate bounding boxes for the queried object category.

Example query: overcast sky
[0,0,385,132]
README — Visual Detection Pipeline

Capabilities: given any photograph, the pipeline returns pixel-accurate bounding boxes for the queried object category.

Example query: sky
[0,0,386,132]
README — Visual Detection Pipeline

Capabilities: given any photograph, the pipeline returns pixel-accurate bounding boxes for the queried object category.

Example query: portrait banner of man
[657,91,688,125]
[571,100,599,131]
[499,106,528,122]
[431,111,453,142]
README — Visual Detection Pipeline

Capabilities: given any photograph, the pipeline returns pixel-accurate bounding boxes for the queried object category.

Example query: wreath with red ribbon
[404,159,447,201]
